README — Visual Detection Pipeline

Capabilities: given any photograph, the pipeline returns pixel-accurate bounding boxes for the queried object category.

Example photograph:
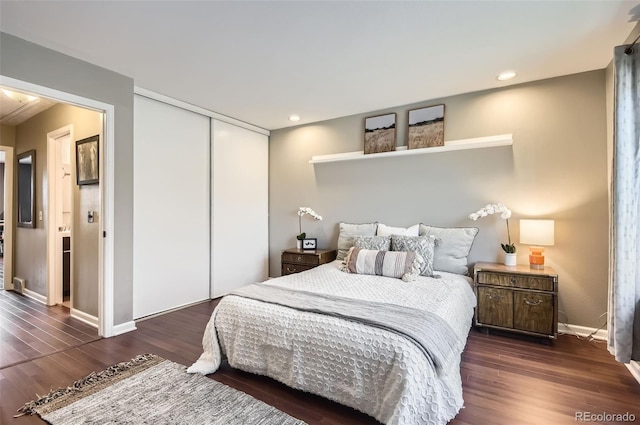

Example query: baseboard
[22,288,47,305]
[112,320,137,336]
[626,361,640,384]
[71,308,99,328]
[558,323,608,341]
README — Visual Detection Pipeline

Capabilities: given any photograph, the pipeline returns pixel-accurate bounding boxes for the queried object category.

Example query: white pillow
[337,222,378,261]
[377,223,420,237]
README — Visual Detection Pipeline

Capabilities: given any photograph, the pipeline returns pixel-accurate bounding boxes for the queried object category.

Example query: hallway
[0,290,100,369]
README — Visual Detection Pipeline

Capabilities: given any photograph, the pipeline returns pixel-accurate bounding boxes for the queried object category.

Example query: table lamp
[519,219,555,269]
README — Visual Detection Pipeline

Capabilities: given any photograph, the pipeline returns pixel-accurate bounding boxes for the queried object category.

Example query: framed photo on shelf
[302,238,317,250]
[408,104,445,149]
[76,135,99,185]
[364,113,396,154]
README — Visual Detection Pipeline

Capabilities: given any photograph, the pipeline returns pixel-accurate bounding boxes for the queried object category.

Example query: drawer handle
[509,277,517,284]
[524,299,543,306]
[286,267,297,273]
[296,256,302,262]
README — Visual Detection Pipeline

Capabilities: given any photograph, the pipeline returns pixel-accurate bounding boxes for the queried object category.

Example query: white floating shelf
[309,134,513,164]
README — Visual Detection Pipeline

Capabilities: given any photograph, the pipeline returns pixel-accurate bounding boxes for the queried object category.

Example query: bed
[188,256,476,425]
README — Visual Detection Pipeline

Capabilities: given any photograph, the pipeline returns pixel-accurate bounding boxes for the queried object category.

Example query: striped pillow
[342,247,422,282]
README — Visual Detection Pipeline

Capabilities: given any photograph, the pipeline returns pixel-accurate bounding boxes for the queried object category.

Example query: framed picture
[76,135,99,185]
[408,104,445,149]
[302,238,317,250]
[364,113,396,154]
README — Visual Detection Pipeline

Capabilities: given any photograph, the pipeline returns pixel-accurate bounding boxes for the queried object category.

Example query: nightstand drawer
[477,271,554,292]
[282,263,315,275]
[514,292,554,335]
[282,252,320,265]
[476,287,514,328]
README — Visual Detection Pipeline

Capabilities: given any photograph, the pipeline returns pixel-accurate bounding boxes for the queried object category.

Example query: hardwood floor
[0,290,100,369]
[2,298,639,425]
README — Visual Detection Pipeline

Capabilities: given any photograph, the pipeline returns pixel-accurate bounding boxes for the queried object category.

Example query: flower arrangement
[469,203,515,253]
[297,207,322,240]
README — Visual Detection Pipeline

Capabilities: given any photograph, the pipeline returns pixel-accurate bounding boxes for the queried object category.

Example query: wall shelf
[309,134,513,164]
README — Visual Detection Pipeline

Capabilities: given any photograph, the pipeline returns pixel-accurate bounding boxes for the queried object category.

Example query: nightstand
[474,262,558,339]
[281,248,337,276]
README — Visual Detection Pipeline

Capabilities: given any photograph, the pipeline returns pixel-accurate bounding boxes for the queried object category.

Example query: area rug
[17,353,307,425]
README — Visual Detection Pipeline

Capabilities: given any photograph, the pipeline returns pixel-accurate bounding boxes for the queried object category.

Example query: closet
[132,94,268,319]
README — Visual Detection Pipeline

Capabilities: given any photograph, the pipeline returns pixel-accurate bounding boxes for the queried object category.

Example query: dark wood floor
[2,296,639,425]
[0,290,101,369]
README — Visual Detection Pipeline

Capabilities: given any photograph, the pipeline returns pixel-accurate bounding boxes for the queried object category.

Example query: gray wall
[0,32,134,325]
[13,103,101,316]
[269,70,608,329]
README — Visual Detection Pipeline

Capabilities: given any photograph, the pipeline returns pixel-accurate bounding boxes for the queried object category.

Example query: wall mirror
[17,149,36,228]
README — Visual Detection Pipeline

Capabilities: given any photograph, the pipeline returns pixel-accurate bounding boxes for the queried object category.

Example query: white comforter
[188,261,476,425]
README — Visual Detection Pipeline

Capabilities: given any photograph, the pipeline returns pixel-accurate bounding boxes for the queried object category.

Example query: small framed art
[302,238,317,250]
[408,104,445,149]
[364,113,396,154]
[76,135,99,185]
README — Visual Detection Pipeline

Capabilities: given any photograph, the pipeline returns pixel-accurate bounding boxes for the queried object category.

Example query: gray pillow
[418,224,479,275]
[390,235,437,277]
[337,222,378,261]
[354,235,391,251]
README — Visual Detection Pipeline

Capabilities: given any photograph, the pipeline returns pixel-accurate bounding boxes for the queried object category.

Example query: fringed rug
[17,354,307,425]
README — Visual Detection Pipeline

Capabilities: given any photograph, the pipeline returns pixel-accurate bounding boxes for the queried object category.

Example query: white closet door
[212,120,268,297]
[133,95,210,319]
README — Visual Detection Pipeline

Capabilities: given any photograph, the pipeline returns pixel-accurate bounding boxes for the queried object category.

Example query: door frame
[46,125,74,307]
[0,75,116,337]
[0,146,14,291]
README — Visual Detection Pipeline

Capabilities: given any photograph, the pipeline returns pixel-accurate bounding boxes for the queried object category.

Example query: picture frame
[407,104,445,149]
[76,135,99,185]
[364,113,396,154]
[302,238,317,250]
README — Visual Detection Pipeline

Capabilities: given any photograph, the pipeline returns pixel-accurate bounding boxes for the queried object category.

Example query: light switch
[39,211,43,221]
[88,210,95,223]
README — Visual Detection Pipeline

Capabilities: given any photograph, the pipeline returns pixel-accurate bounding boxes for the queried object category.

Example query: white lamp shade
[520,219,555,246]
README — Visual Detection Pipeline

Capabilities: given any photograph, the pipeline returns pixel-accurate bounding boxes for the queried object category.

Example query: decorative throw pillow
[336,222,378,261]
[354,235,392,251]
[376,223,420,237]
[342,247,422,282]
[390,235,437,277]
[418,224,479,275]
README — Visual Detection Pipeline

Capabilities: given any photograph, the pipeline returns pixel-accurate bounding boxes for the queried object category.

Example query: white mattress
[189,261,476,425]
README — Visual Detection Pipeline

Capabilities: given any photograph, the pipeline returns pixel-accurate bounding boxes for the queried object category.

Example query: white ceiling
[0,89,57,126]
[0,1,637,131]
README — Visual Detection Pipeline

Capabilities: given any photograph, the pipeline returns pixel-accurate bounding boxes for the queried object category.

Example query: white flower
[468,202,514,253]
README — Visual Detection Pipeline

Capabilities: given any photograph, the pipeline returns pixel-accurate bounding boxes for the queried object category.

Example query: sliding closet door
[133,95,210,318]
[211,120,268,298]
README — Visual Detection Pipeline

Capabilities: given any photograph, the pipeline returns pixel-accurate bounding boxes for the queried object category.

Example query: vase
[504,253,517,267]
[296,239,302,249]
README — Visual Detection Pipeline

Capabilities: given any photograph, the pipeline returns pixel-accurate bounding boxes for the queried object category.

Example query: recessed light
[497,71,517,81]
[2,89,38,102]
[289,114,300,122]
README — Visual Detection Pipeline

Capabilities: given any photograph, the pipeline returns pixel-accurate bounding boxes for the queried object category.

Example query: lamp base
[528,246,545,270]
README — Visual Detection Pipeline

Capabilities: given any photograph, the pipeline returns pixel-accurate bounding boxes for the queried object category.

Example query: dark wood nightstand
[474,262,558,340]
[281,248,337,276]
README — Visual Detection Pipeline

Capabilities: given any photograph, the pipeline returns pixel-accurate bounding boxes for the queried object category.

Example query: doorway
[47,126,74,308]
[0,75,115,337]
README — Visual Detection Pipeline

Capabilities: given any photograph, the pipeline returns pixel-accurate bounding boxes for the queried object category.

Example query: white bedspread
[188,261,476,425]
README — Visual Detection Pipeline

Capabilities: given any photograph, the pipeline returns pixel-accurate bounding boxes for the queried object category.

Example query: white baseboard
[71,308,99,328]
[112,320,137,336]
[23,288,47,304]
[558,323,608,341]
[626,361,640,384]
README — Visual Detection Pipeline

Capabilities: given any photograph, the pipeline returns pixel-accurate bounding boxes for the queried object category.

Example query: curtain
[608,44,640,363]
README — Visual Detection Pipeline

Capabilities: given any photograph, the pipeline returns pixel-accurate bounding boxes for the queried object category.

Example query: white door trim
[0,75,116,337]
[46,125,73,307]
[0,145,14,290]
